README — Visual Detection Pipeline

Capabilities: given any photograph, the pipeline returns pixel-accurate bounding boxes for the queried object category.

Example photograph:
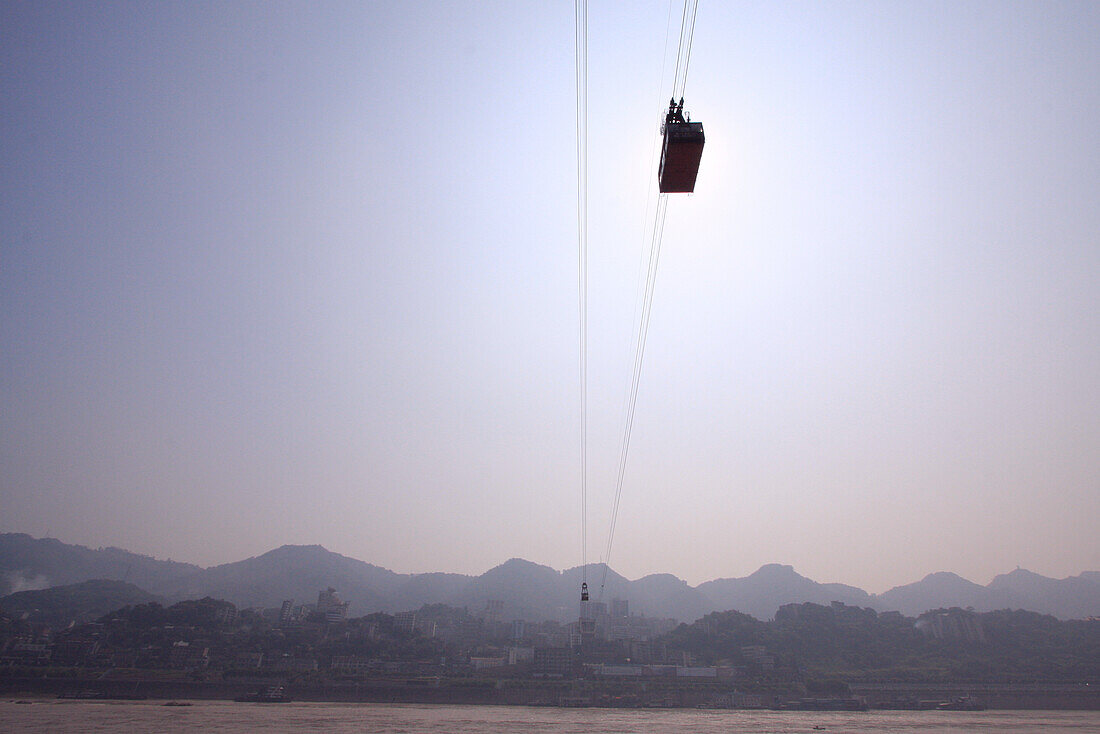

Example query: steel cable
[598,0,698,598]
[575,0,589,590]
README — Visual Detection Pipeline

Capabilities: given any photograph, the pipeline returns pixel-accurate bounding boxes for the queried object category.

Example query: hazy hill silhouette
[698,563,875,620]
[985,568,1100,620]
[0,579,159,626]
[876,571,991,615]
[0,533,200,597]
[163,544,406,612]
[876,569,1100,619]
[1,533,1097,621]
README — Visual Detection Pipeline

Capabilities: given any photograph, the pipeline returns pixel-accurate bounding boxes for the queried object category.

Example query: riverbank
[2,676,1097,710]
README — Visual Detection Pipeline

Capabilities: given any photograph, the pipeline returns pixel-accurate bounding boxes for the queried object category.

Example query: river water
[2,700,1098,733]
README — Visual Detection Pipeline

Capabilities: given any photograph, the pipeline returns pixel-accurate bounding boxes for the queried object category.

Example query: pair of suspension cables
[575,0,701,600]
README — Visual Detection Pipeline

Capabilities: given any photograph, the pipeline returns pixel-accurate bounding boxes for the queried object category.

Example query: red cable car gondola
[658,97,704,193]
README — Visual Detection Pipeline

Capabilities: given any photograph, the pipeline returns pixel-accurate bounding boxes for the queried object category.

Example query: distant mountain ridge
[698,563,876,620]
[0,579,159,626]
[1,533,1097,622]
[879,568,1100,619]
[0,533,200,597]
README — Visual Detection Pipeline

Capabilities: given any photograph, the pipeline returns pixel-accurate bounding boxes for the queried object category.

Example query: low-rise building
[534,646,572,678]
[331,655,372,672]
[469,656,507,670]
[508,646,534,664]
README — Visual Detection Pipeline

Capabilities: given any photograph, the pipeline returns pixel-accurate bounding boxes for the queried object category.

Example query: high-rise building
[278,599,295,626]
[611,598,629,619]
[484,599,504,623]
[394,611,417,633]
[317,588,348,623]
[578,599,596,645]
[325,603,348,623]
[317,588,341,614]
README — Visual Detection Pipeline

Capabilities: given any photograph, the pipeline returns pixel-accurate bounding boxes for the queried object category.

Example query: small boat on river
[234,685,292,703]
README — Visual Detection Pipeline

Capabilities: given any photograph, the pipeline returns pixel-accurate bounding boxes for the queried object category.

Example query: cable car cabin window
[659,121,704,193]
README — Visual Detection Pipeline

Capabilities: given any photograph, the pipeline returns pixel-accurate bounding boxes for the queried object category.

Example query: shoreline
[2,677,1097,711]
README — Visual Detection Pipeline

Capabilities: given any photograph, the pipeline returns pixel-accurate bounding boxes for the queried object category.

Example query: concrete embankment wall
[3,678,1097,709]
[851,683,1100,710]
[0,678,560,706]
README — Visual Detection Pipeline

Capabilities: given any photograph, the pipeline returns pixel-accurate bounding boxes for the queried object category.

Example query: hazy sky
[2,1,1098,593]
